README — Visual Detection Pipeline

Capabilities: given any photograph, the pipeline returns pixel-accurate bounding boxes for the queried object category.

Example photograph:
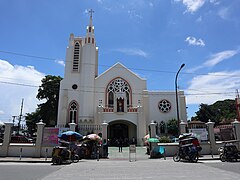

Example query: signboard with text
[42,127,59,146]
[189,128,208,141]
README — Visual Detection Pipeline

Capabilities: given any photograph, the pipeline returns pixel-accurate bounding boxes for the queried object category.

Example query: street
[1,158,240,180]
[0,163,61,180]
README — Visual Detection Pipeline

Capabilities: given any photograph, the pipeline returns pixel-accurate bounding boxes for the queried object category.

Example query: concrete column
[180,120,187,134]
[101,121,108,158]
[96,105,103,125]
[69,122,76,131]
[149,121,157,152]
[232,119,240,149]
[101,121,108,142]
[149,121,157,138]
[0,122,13,156]
[137,105,145,146]
[206,120,216,154]
[34,120,45,158]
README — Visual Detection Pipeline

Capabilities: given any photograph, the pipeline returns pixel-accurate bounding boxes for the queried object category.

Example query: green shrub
[159,136,172,143]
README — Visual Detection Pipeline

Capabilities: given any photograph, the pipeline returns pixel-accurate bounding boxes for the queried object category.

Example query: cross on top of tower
[89,9,94,18]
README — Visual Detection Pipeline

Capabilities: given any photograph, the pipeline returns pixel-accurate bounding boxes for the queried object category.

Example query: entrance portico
[108,120,137,146]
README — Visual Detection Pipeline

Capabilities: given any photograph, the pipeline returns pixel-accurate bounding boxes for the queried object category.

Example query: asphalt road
[1,159,240,180]
[204,161,240,175]
[0,163,62,180]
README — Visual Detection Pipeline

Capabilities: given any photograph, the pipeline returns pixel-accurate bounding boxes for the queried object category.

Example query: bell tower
[57,9,98,127]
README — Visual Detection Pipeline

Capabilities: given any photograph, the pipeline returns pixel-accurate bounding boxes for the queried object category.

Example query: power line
[1,49,240,78]
[0,50,58,61]
[0,80,237,97]
[0,80,39,88]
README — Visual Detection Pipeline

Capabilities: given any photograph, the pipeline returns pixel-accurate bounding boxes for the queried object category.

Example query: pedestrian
[118,137,123,152]
[132,137,136,145]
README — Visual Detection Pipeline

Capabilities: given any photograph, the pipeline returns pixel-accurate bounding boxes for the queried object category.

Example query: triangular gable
[96,62,145,81]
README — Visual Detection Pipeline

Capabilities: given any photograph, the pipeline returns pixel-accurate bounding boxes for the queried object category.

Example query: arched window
[73,42,80,72]
[89,26,92,32]
[108,91,114,107]
[92,38,94,44]
[69,101,78,123]
[88,37,91,43]
[106,78,131,108]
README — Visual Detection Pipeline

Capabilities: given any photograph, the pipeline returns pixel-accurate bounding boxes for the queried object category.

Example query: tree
[166,119,178,136]
[195,103,213,122]
[192,99,237,125]
[25,109,41,136]
[25,75,62,129]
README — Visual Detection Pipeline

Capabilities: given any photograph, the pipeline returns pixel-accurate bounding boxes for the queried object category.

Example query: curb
[0,157,52,163]
[0,160,52,163]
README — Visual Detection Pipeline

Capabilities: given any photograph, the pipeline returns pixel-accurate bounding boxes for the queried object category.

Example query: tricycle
[218,140,240,162]
[173,136,202,163]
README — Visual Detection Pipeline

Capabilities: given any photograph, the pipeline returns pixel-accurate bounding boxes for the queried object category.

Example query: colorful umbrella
[86,134,101,141]
[147,138,160,143]
[58,131,83,142]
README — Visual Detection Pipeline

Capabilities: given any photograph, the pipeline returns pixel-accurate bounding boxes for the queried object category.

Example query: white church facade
[57,15,187,145]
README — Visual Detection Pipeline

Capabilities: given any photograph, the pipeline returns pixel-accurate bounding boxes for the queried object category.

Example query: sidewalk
[0,156,52,163]
[0,146,220,163]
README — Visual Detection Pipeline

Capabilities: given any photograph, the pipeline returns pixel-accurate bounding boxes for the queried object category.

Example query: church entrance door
[108,120,136,146]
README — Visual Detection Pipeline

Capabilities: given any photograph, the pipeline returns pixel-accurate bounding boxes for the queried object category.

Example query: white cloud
[187,49,239,73]
[97,0,103,4]
[196,16,202,22]
[203,50,239,67]
[127,10,143,21]
[175,0,206,13]
[0,110,4,115]
[186,71,240,105]
[0,59,45,123]
[209,0,220,5]
[218,7,230,20]
[113,48,148,58]
[185,36,205,47]
[55,60,65,66]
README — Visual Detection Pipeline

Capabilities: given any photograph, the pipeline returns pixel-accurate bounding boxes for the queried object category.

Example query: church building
[57,14,187,145]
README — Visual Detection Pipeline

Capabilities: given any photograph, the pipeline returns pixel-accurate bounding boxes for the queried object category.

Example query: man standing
[118,137,123,152]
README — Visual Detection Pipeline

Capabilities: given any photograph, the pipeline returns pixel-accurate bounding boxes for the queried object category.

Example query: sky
[0,0,240,124]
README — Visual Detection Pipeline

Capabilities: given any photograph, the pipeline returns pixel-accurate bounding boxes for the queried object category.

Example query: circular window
[158,99,171,113]
[72,84,78,90]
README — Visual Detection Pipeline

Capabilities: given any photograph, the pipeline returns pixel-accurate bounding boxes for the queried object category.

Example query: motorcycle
[173,144,199,163]
[52,146,79,165]
[218,140,240,162]
[173,137,201,163]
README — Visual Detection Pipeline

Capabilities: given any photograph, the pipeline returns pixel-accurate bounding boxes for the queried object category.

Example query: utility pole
[236,89,240,122]
[17,98,24,134]
[175,63,185,135]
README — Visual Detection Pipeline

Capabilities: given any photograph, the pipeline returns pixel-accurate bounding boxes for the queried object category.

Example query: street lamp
[175,63,185,135]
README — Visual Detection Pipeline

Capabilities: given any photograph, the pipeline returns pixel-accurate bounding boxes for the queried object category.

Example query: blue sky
[0,0,240,123]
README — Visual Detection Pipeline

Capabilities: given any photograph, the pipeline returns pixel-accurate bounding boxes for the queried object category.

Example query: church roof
[96,62,146,81]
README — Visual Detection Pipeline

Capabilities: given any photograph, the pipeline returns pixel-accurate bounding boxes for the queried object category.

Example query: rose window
[158,99,171,113]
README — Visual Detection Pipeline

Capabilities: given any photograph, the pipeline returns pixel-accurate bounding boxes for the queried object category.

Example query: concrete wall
[1,120,239,157]
[4,145,53,158]
[157,142,224,157]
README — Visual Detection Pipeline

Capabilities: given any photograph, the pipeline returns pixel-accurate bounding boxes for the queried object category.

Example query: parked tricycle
[52,145,79,165]
[218,140,240,162]
[173,136,202,163]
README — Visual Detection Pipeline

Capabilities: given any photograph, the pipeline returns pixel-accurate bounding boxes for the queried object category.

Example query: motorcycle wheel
[173,154,180,162]
[220,154,226,162]
[190,154,198,163]
[72,154,79,163]
[52,157,62,165]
